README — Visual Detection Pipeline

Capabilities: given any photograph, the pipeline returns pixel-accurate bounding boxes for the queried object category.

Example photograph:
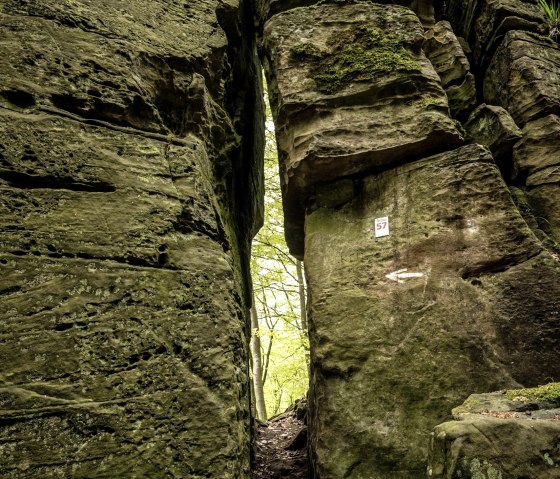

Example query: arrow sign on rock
[386,268,423,284]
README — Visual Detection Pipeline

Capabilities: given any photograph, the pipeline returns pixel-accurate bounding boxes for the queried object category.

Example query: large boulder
[0,0,262,477]
[484,31,560,127]
[262,1,463,257]
[305,144,560,478]
[428,386,560,478]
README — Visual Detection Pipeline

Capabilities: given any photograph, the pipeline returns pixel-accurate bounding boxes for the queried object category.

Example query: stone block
[263,2,463,257]
[305,144,560,478]
[484,31,560,127]
[424,21,478,119]
[512,115,560,244]
[446,0,545,65]
[428,390,560,478]
[465,103,522,166]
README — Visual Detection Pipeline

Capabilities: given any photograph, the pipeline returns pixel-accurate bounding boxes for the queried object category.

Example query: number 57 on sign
[374,216,389,238]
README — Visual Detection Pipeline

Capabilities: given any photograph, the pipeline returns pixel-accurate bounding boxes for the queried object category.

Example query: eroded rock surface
[446,0,545,65]
[0,0,262,477]
[428,388,560,478]
[424,21,477,119]
[263,1,462,257]
[305,144,560,478]
[465,104,522,168]
[484,31,560,126]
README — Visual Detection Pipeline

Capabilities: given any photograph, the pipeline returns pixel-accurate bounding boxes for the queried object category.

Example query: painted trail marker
[375,216,389,238]
[386,269,424,284]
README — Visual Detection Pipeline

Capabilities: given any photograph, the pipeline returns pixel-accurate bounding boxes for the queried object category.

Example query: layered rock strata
[446,0,560,251]
[423,21,477,119]
[0,1,262,477]
[262,2,463,258]
[261,0,560,478]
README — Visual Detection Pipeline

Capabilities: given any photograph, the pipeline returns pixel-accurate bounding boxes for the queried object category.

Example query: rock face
[485,31,560,127]
[260,1,560,478]
[305,144,560,478]
[262,1,463,258]
[428,388,560,478]
[512,115,560,244]
[446,0,546,65]
[465,104,522,168]
[2,0,560,478]
[0,1,262,477]
[423,21,477,119]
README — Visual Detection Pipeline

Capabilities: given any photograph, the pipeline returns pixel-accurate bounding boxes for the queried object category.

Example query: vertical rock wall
[0,1,262,477]
[260,0,560,478]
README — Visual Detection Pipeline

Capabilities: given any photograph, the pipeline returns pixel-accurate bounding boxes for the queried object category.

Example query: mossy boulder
[262,1,463,258]
[429,388,560,478]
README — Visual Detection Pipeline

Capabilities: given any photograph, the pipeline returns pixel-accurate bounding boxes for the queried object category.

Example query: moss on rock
[506,382,560,404]
[290,42,326,60]
[305,25,421,94]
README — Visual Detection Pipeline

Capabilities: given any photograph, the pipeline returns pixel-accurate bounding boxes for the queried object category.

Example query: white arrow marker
[385,269,424,283]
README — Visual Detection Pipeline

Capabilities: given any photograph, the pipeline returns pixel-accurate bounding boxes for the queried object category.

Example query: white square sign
[374,216,389,238]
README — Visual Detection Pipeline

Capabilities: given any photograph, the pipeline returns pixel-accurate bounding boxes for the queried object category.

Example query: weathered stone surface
[513,114,560,185]
[424,21,471,88]
[446,0,545,65]
[305,144,560,478]
[428,390,560,478]
[256,0,437,27]
[465,104,522,167]
[511,115,560,244]
[0,0,262,477]
[263,2,463,257]
[424,21,477,119]
[484,31,560,127]
[445,73,477,120]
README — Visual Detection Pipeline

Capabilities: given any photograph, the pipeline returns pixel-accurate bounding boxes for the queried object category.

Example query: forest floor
[252,403,309,479]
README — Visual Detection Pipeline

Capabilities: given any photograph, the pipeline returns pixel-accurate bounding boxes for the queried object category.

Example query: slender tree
[251,298,267,420]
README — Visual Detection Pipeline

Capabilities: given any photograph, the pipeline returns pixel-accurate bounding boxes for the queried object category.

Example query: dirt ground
[251,405,309,479]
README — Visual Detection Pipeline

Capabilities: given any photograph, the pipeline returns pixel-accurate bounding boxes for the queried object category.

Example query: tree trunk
[296,260,310,368]
[250,299,268,420]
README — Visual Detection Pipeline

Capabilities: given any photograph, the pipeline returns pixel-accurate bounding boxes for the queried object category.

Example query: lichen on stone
[460,458,503,479]
[303,25,421,94]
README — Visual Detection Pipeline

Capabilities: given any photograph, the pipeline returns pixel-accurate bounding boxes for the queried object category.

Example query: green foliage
[296,25,420,94]
[505,382,560,404]
[538,0,560,39]
[250,87,309,418]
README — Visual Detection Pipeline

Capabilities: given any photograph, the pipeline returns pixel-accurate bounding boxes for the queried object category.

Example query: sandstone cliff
[259,0,560,477]
[0,1,262,477]
[0,0,559,478]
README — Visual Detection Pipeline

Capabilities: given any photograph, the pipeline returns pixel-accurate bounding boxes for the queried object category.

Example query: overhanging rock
[262,1,463,258]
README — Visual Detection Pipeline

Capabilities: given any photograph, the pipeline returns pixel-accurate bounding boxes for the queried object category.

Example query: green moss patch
[292,25,420,95]
[290,42,326,60]
[506,382,560,404]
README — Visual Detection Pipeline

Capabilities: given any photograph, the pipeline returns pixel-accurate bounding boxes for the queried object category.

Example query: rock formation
[260,0,560,477]
[1,0,559,478]
[0,0,262,477]
[428,385,560,478]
